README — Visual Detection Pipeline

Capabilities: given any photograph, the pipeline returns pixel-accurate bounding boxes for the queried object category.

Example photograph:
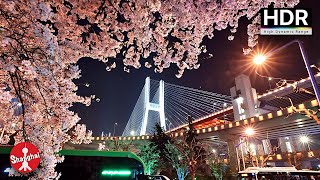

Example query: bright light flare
[300,135,310,143]
[130,130,135,136]
[238,44,275,77]
[245,127,255,136]
[253,54,267,65]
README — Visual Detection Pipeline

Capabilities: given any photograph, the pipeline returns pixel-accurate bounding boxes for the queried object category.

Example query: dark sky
[71,1,320,136]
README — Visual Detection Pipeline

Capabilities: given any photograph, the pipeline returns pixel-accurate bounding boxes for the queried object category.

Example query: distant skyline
[71,1,320,136]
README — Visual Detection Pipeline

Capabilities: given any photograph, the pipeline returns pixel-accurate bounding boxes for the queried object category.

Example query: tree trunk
[190,173,195,180]
[190,167,195,180]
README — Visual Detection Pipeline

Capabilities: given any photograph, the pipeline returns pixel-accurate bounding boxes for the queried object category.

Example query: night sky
[71,1,320,136]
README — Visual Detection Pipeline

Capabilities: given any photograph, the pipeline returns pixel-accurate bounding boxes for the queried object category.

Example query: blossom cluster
[70,124,93,144]
[0,0,299,179]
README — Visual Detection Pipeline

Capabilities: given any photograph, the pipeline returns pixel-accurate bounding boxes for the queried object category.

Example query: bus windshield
[56,149,145,180]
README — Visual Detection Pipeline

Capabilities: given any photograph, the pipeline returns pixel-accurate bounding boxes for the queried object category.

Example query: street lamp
[300,135,311,151]
[245,127,255,136]
[239,127,255,170]
[300,135,309,143]
[253,54,267,65]
[113,123,117,136]
[212,149,217,160]
[253,40,320,106]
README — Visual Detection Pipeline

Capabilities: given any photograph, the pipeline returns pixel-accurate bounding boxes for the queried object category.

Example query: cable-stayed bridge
[70,74,320,172]
[122,77,232,136]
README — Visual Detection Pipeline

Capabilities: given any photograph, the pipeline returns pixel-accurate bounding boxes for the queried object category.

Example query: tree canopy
[0,0,300,178]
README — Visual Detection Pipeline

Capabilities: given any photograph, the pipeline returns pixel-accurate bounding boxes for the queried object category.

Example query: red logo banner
[10,142,41,173]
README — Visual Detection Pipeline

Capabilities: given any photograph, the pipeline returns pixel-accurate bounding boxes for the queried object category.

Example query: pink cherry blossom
[0,0,300,178]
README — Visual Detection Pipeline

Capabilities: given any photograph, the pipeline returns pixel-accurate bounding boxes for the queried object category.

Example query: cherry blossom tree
[0,1,92,179]
[97,137,136,152]
[69,124,92,144]
[0,0,300,179]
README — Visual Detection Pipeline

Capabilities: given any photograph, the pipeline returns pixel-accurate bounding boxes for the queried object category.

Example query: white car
[146,175,170,180]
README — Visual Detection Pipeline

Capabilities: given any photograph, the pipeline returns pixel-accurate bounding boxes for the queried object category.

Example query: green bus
[0,146,145,180]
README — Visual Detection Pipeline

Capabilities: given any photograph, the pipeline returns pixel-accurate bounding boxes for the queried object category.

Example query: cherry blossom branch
[256,70,320,124]
[260,146,279,167]
[8,71,27,141]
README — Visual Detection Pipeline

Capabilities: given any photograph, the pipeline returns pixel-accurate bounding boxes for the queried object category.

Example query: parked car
[146,175,170,180]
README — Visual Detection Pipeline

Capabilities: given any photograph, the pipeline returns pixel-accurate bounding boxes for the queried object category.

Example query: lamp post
[244,127,255,155]
[113,123,117,136]
[253,40,320,106]
[239,137,246,171]
[212,149,217,161]
[239,127,255,170]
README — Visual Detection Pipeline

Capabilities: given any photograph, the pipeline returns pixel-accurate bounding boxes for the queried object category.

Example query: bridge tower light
[140,77,166,135]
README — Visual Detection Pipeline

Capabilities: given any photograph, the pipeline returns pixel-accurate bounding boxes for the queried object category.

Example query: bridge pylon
[140,77,166,135]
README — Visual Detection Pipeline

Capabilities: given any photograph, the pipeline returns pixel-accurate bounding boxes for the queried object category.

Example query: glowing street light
[252,40,320,106]
[300,135,311,151]
[244,127,255,136]
[253,54,267,65]
[300,135,309,143]
[130,130,135,136]
[238,127,255,171]
[212,149,216,153]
